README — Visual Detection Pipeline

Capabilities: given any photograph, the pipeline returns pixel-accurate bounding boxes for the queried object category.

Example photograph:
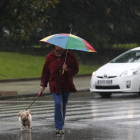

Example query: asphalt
[0,75,91,100]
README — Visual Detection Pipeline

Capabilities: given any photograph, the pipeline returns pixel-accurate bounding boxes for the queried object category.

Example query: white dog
[18,110,32,133]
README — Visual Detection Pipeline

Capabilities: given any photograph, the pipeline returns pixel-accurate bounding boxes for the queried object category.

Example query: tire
[99,93,112,98]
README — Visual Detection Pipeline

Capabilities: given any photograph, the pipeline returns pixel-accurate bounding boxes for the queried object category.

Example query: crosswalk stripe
[0,103,139,116]
[0,103,89,112]
[1,100,140,127]
[1,101,139,112]
[1,99,140,104]
[115,120,140,125]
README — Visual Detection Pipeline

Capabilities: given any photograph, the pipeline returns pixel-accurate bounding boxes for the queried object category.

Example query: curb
[0,89,90,100]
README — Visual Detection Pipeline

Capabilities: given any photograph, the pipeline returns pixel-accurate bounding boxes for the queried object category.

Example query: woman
[39,45,79,134]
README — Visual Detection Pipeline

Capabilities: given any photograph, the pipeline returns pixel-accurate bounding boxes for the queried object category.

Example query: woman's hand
[62,63,68,71]
[38,87,45,97]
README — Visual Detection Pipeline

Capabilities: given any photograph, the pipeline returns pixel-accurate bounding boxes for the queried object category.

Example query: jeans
[52,91,70,130]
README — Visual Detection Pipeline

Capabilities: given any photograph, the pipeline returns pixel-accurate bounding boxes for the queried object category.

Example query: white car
[90,47,140,98]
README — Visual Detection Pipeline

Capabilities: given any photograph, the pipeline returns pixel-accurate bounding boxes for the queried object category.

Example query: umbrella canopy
[40,33,96,52]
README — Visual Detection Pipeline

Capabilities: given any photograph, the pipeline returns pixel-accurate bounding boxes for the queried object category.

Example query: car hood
[96,63,140,76]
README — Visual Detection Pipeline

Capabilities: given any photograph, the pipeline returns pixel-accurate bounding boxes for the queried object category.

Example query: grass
[0,52,100,80]
[78,64,99,75]
[0,52,45,80]
[112,43,139,49]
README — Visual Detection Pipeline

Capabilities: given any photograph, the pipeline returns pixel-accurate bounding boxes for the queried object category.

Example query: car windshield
[110,50,140,63]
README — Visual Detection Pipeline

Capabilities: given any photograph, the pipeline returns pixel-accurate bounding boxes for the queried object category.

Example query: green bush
[112,43,139,49]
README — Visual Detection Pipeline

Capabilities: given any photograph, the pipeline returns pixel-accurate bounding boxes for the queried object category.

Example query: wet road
[1,92,140,140]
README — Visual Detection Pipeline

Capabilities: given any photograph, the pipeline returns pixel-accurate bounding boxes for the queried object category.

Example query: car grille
[97,76,117,78]
[96,85,120,89]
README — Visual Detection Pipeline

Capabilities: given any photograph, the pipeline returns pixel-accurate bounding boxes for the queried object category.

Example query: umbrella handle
[62,69,64,74]
[62,50,68,75]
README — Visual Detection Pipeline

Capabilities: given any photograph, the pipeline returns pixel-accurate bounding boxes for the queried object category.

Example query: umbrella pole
[64,49,68,63]
[62,49,68,74]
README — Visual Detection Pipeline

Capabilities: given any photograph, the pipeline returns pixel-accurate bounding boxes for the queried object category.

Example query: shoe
[59,129,65,134]
[56,129,65,135]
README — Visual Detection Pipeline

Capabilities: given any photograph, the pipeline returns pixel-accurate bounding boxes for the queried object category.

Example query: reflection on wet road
[1,92,140,140]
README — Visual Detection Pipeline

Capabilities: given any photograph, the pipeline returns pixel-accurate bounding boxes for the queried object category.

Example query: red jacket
[40,50,79,94]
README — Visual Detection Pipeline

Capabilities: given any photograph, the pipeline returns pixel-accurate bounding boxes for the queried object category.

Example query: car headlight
[120,68,140,77]
[92,71,96,76]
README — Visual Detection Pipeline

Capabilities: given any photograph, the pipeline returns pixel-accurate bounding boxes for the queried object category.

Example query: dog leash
[26,91,43,111]
[26,100,36,111]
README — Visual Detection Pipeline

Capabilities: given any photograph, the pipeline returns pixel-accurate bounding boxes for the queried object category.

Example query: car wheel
[99,93,112,98]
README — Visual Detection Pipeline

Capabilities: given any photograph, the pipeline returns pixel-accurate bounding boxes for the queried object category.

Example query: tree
[44,0,140,48]
[1,0,140,52]
[0,0,59,50]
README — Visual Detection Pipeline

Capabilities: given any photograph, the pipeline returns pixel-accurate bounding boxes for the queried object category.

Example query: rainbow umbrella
[40,33,96,52]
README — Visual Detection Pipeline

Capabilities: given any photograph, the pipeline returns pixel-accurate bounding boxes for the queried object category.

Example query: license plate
[97,80,112,85]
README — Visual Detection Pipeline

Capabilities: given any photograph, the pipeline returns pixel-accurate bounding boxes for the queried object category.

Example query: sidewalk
[0,75,91,99]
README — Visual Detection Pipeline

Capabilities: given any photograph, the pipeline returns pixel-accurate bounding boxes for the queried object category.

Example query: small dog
[18,110,32,133]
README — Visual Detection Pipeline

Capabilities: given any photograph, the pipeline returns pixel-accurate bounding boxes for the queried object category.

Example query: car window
[110,50,140,63]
